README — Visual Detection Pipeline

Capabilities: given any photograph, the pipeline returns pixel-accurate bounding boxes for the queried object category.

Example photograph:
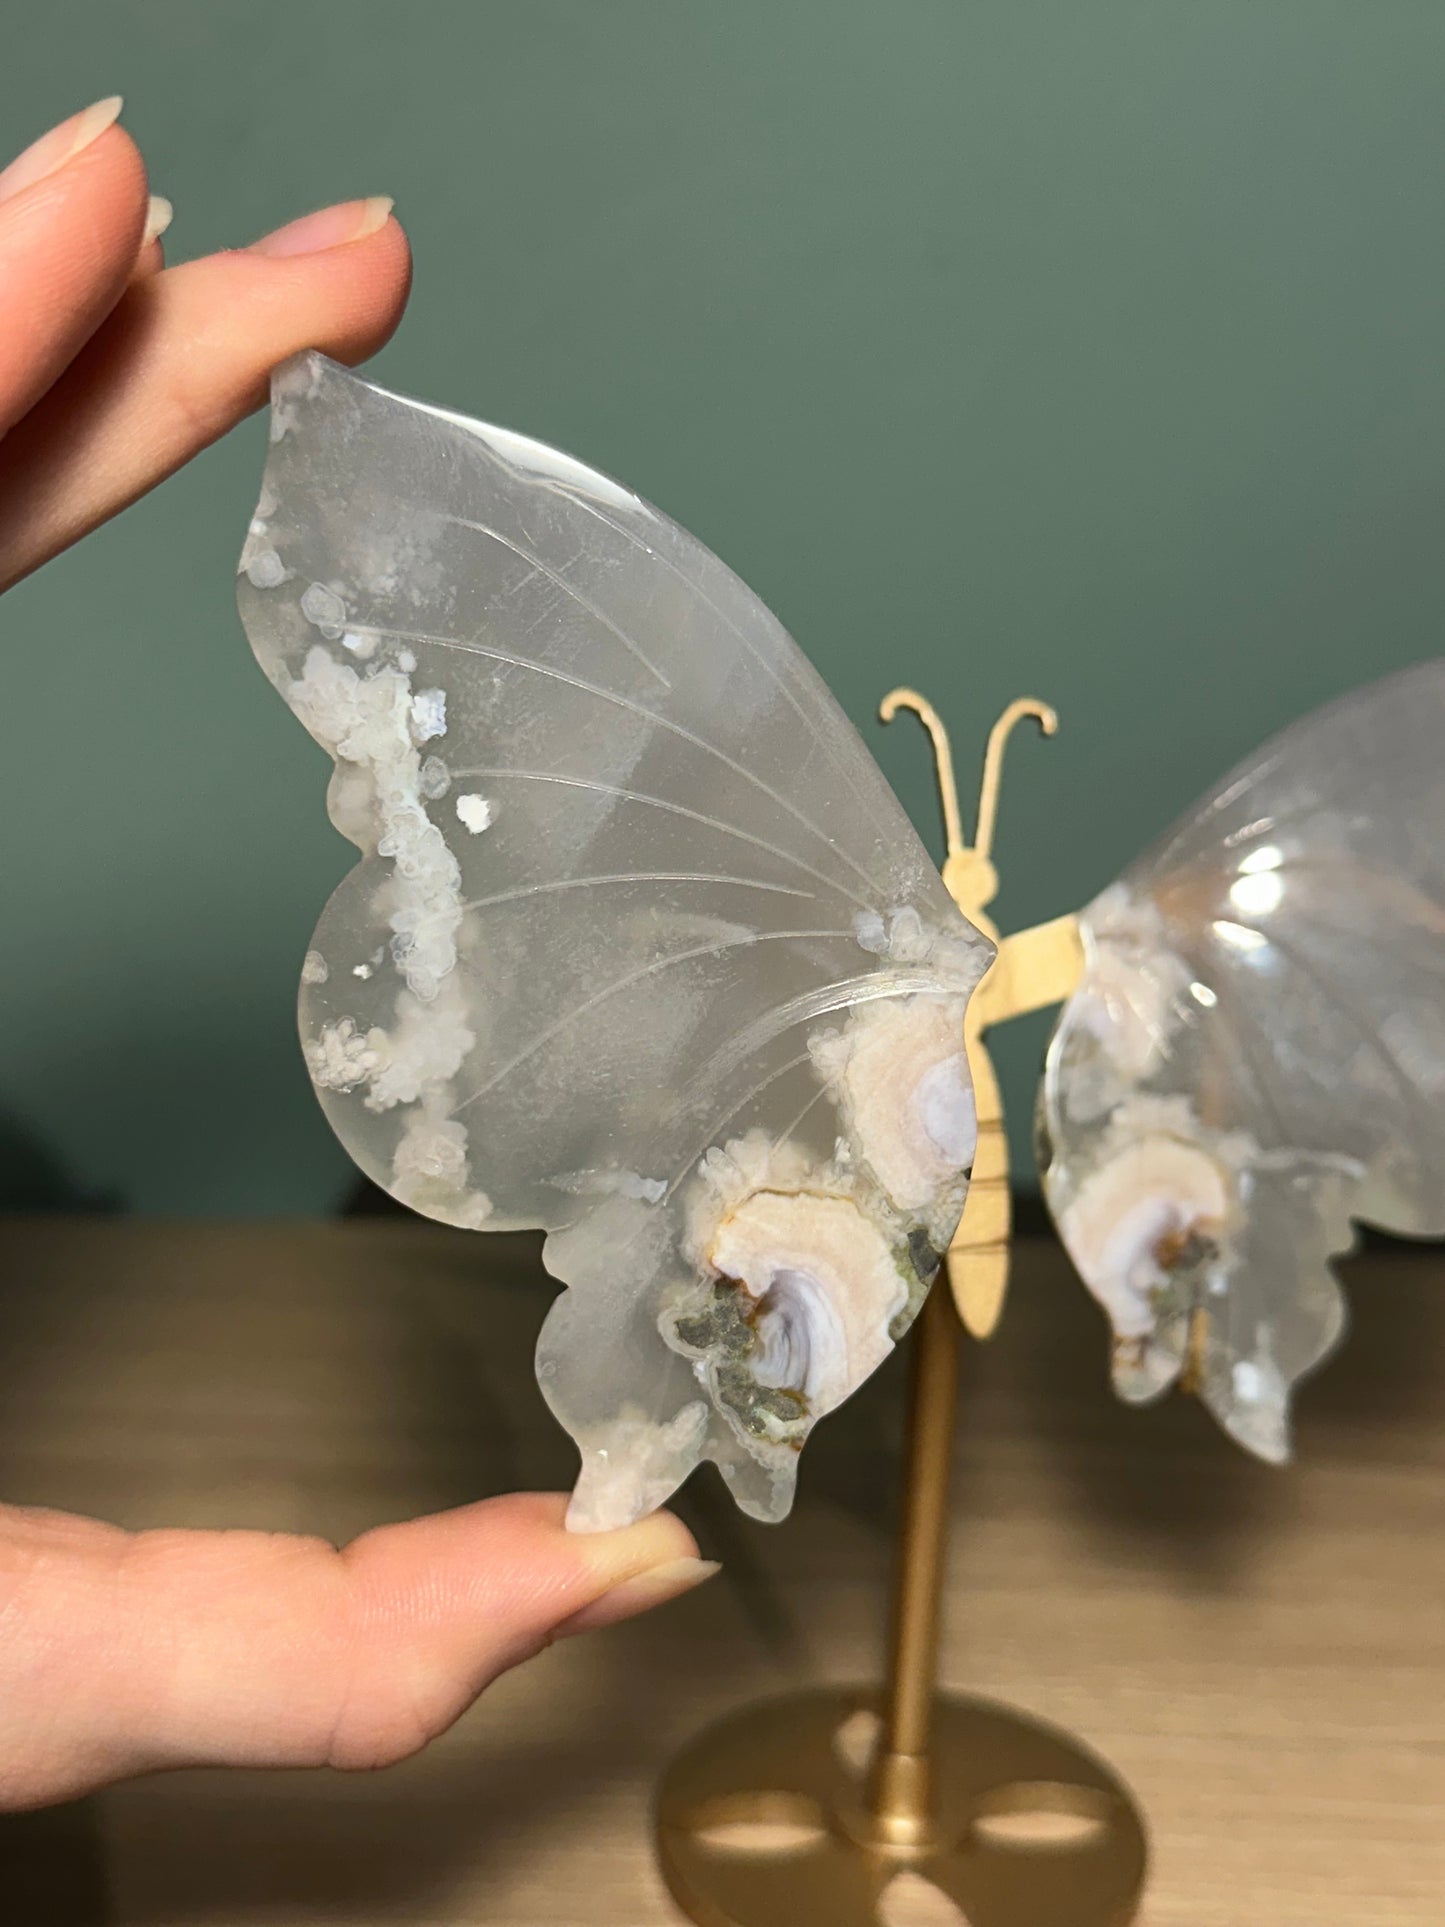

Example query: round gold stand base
[655,1687,1147,1927]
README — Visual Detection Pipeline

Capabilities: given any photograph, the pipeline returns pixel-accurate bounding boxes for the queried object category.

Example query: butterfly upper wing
[239,353,992,1529]
[1040,660,1445,1459]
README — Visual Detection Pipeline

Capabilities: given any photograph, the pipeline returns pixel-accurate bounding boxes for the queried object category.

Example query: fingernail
[554,1557,721,1638]
[249,195,394,258]
[0,96,123,206]
[142,194,172,245]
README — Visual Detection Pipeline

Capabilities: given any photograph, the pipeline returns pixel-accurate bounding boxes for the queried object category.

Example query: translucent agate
[238,354,992,1530]
[1041,661,1445,1460]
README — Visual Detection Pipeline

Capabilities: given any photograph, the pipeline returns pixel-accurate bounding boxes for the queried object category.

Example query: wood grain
[0,1219,1440,1925]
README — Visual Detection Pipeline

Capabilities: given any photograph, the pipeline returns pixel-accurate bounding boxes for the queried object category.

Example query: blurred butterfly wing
[239,354,992,1528]
[1040,660,1445,1458]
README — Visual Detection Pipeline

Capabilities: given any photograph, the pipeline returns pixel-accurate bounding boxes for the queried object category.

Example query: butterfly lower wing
[239,354,994,1526]
[1040,660,1445,1458]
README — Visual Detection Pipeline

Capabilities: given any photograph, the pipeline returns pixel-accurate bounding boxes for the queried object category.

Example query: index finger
[0,99,149,435]
[0,200,412,591]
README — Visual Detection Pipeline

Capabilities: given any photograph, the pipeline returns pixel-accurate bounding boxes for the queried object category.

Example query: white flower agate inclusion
[238,353,992,1531]
[1040,662,1445,1462]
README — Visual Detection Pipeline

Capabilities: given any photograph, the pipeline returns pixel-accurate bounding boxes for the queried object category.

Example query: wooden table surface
[0,1217,1441,1926]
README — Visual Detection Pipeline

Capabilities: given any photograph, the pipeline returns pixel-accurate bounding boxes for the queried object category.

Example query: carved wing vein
[446,764,873,910]
[1254,915,1435,1134]
[348,623,886,902]
[661,1051,816,1205]
[660,970,961,1203]
[547,482,905,858]
[453,926,855,1114]
[442,511,672,691]
[450,872,816,915]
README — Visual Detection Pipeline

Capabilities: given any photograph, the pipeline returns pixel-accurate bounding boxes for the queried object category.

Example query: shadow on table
[85,1608,738,1927]
[0,1801,110,1927]
[941,1231,1445,1593]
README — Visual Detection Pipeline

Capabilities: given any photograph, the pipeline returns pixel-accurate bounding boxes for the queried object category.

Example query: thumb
[334,1491,717,1743]
[0,1493,715,1808]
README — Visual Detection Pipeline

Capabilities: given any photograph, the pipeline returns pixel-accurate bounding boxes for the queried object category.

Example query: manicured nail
[142,194,172,245]
[554,1557,721,1638]
[249,195,394,258]
[0,96,123,206]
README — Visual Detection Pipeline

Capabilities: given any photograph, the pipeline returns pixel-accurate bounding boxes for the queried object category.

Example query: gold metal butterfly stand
[655,694,1149,1927]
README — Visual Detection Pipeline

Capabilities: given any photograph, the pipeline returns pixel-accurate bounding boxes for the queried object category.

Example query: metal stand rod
[864,1274,960,1849]
[653,694,1149,1925]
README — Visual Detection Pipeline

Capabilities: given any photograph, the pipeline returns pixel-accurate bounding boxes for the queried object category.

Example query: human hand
[0,99,716,1811]
[0,1492,712,1810]
[0,93,409,590]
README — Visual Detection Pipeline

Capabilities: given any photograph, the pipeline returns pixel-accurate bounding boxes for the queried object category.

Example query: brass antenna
[879,687,966,862]
[972,697,1058,862]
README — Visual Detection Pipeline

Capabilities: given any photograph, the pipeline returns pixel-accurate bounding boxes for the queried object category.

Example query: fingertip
[344,1491,702,1640]
[215,207,413,365]
[0,114,149,254]
[389,1497,712,1691]
[572,1505,702,1589]
[331,209,412,356]
[248,194,393,258]
[0,114,152,440]
[554,1556,721,1638]
[53,118,151,248]
[96,119,150,208]
[340,211,412,359]
[128,237,164,284]
[0,202,415,587]
[0,100,143,214]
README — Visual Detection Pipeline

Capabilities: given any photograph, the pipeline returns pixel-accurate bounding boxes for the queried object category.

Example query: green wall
[2,3,1443,1214]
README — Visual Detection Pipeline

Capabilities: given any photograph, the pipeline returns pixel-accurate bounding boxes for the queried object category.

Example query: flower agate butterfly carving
[239,353,1445,1529]
[240,354,990,1531]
